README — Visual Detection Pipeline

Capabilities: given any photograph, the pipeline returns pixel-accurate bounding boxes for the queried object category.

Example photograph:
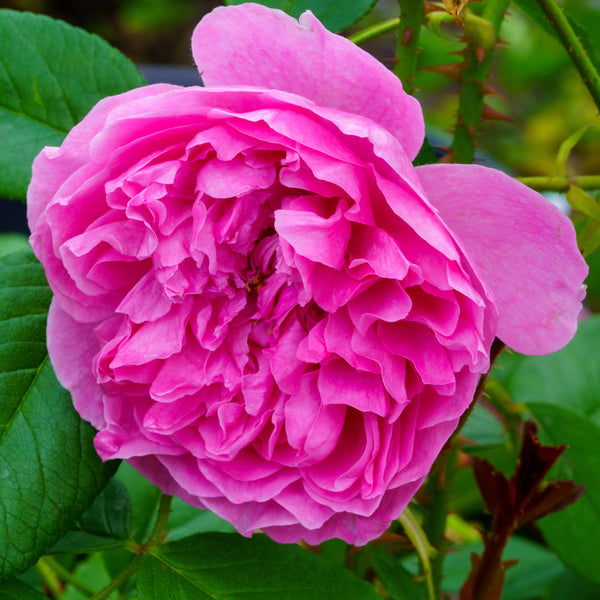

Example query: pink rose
[28,4,587,545]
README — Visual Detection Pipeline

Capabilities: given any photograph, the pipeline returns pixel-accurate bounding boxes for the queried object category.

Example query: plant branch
[535,0,600,112]
[517,174,600,192]
[349,17,400,45]
[89,494,173,600]
[452,0,510,163]
[146,493,173,548]
[89,555,142,600]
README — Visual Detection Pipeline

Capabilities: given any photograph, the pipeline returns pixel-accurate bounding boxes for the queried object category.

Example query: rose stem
[423,340,505,598]
[145,493,174,548]
[395,0,425,95]
[422,446,458,597]
[452,0,510,164]
[89,494,173,600]
[398,507,437,600]
[535,0,600,112]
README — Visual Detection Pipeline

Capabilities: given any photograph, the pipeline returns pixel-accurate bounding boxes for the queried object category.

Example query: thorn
[481,104,516,124]
[476,44,487,63]
[420,62,465,81]
[439,150,456,163]
[382,56,398,63]
[482,81,504,98]
[402,27,413,46]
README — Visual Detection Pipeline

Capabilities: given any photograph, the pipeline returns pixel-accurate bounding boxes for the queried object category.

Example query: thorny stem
[89,494,173,600]
[452,0,510,163]
[422,339,505,598]
[395,0,425,94]
[535,0,600,113]
[423,446,458,597]
[518,174,600,192]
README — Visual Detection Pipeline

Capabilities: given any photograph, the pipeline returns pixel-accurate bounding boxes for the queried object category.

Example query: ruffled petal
[416,163,587,354]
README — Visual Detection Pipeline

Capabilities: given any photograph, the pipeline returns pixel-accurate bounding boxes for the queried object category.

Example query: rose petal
[47,299,104,428]
[416,164,588,354]
[191,4,424,159]
[275,199,351,269]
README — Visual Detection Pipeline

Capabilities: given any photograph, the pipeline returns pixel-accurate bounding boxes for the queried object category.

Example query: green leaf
[76,477,132,539]
[0,579,48,600]
[116,462,162,542]
[527,404,600,587]
[461,402,508,447]
[167,497,235,541]
[137,532,381,600]
[556,124,595,177]
[548,568,600,600]
[0,9,145,202]
[224,0,377,32]
[582,237,600,308]
[567,185,600,220]
[0,249,118,581]
[370,546,426,600]
[412,137,439,167]
[575,213,600,258]
[0,234,29,258]
[51,477,132,553]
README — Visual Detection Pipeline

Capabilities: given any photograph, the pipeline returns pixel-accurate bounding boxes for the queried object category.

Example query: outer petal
[47,299,104,428]
[27,84,175,231]
[191,3,424,160]
[416,163,587,355]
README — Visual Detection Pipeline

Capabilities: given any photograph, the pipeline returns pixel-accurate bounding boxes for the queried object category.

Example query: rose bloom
[28,4,587,545]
